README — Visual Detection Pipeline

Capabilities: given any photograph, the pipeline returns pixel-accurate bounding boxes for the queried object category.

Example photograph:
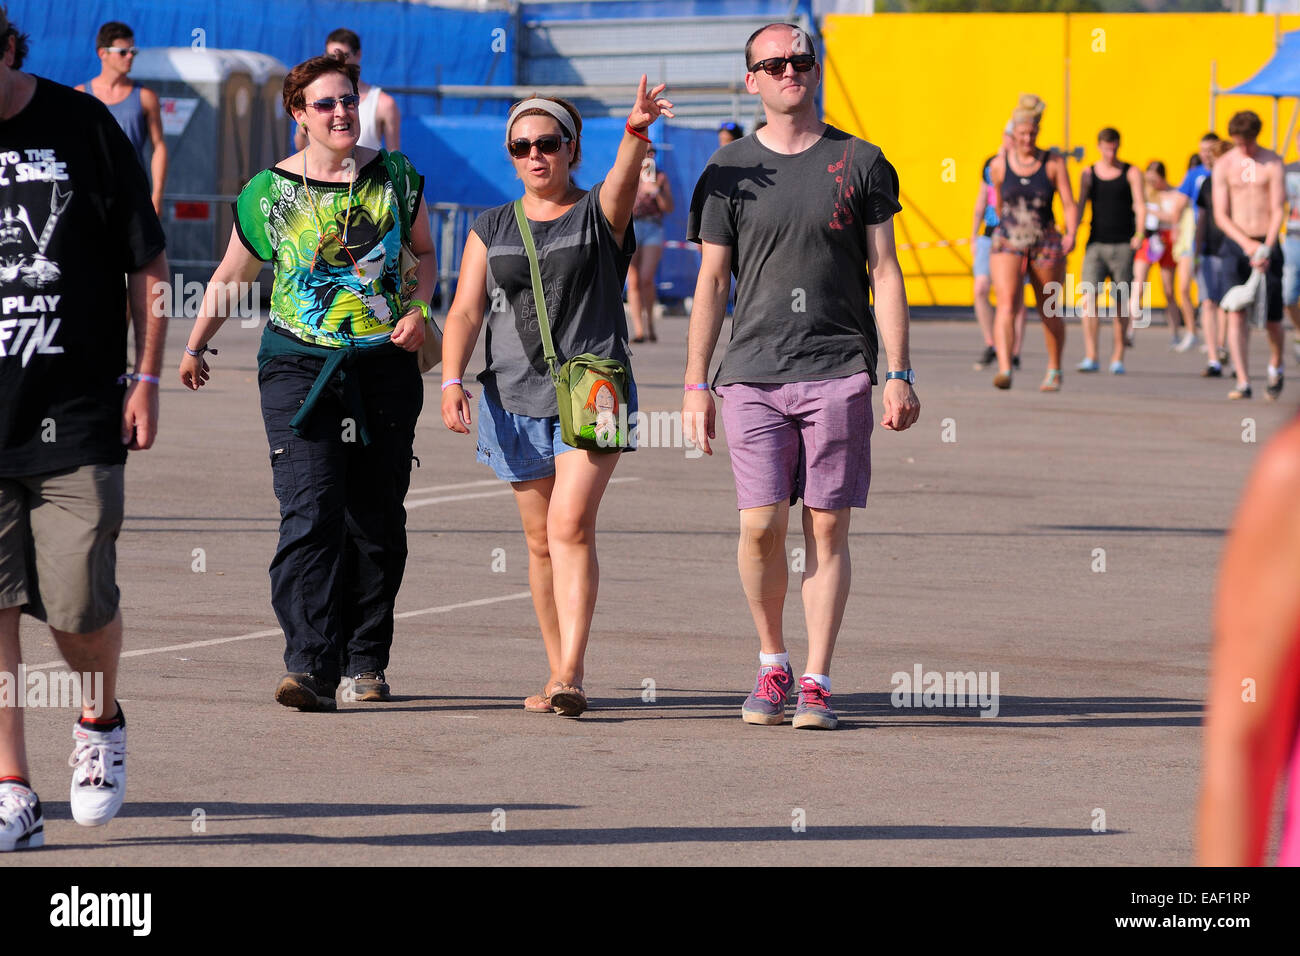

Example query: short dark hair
[4,25,28,68]
[1146,160,1166,179]
[1097,127,1120,145]
[1201,132,1221,143]
[96,21,133,50]
[744,22,816,69]
[326,28,361,55]
[282,56,359,116]
[1227,111,1262,141]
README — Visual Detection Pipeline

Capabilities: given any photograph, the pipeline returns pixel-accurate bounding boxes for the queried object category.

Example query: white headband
[506,98,578,144]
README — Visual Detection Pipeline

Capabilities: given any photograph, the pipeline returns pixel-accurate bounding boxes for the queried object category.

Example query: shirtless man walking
[1213,111,1286,400]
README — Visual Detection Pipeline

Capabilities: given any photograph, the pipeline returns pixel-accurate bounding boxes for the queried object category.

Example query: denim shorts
[1283,235,1300,306]
[973,235,992,279]
[476,380,639,483]
[634,217,664,248]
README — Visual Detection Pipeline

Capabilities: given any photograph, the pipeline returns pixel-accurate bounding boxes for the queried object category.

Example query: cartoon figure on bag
[582,377,620,446]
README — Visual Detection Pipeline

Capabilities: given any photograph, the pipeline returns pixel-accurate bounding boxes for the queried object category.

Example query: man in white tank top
[294,27,400,151]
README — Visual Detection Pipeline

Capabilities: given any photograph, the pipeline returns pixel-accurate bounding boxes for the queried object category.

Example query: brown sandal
[524,680,564,713]
[550,684,588,717]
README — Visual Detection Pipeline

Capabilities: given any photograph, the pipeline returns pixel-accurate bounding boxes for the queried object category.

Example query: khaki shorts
[0,464,124,633]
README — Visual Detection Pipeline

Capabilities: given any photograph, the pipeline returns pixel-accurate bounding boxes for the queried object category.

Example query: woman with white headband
[440,78,673,717]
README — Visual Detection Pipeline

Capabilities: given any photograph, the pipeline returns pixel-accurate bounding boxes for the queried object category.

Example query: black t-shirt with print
[0,77,165,476]
[687,125,902,387]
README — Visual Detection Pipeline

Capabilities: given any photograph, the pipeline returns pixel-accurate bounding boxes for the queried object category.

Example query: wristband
[442,378,472,398]
[185,345,218,358]
[407,298,430,321]
[625,123,651,143]
[684,383,710,391]
[118,373,160,385]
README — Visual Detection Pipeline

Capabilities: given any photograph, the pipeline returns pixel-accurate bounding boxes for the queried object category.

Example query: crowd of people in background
[973,103,1300,400]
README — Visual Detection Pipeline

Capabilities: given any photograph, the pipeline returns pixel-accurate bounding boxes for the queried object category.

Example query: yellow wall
[823,13,1300,306]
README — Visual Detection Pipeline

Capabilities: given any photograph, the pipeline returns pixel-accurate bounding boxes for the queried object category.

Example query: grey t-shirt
[687,125,901,386]
[472,182,635,417]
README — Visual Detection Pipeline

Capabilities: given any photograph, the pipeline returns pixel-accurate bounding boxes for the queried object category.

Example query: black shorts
[1220,236,1283,322]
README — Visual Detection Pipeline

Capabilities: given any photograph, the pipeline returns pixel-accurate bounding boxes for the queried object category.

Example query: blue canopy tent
[1215,29,1300,152]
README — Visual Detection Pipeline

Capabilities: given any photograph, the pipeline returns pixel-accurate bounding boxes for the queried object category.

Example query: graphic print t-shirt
[0,77,166,476]
[688,125,901,386]
[233,152,423,348]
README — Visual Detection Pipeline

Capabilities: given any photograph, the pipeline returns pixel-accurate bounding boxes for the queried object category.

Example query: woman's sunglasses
[306,94,360,113]
[747,54,816,77]
[507,134,571,159]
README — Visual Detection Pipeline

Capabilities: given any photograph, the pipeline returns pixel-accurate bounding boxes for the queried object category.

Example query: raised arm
[599,75,673,243]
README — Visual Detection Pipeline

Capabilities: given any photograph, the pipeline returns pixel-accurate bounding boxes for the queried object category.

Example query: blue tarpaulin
[1227,30,1300,97]
[2,0,511,115]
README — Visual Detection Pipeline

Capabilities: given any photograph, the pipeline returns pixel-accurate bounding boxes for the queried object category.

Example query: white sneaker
[1174,331,1197,353]
[0,780,44,851]
[68,710,126,827]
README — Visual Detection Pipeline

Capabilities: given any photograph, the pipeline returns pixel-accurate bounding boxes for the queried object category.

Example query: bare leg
[1201,300,1221,366]
[1160,266,1179,339]
[1227,310,1250,387]
[50,611,121,722]
[626,254,647,340]
[1266,321,1284,371]
[973,274,995,347]
[1080,286,1099,363]
[639,244,664,339]
[547,449,621,685]
[1013,298,1027,359]
[801,506,852,676]
[0,607,29,780]
[1029,257,1066,372]
[1133,258,1152,336]
[1176,257,1197,335]
[738,502,791,655]
[990,252,1025,376]
[512,476,561,685]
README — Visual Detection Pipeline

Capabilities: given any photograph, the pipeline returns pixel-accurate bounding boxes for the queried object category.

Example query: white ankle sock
[759,652,790,669]
[802,673,830,692]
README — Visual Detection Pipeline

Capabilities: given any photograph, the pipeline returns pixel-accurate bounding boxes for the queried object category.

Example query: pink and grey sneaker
[741,664,794,725]
[792,677,838,730]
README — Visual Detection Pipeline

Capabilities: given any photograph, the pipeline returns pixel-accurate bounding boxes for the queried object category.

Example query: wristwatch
[886,369,915,385]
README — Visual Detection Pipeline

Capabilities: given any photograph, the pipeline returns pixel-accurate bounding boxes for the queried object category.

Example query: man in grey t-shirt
[683,22,919,731]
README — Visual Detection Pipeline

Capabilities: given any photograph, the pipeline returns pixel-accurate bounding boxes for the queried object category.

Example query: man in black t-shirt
[0,12,169,852]
[684,23,919,732]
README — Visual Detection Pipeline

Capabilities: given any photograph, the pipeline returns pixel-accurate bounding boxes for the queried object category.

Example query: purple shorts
[716,371,873,511]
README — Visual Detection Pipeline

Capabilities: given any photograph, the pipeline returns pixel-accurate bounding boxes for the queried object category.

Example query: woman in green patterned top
[178,55,436,712]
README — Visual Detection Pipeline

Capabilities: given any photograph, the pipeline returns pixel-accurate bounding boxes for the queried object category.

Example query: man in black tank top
[1077,128,1146,374]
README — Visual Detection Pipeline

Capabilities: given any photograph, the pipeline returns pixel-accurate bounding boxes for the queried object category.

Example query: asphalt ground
[7,309,1296,866]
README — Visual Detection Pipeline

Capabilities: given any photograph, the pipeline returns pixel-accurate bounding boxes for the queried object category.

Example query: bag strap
[380,149,411,246]
[512,199,560,380]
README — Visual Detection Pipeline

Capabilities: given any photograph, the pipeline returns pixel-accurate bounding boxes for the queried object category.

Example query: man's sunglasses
[747,55,816,77]
[306,94,361,113]
[101,46,139,57]
[507,134,571,159]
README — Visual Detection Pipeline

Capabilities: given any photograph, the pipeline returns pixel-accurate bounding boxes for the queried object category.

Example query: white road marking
[405,477,640,510]
[24,591,534,671]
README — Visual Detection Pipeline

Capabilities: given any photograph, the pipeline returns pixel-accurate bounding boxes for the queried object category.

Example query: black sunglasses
[507,134,571,159]
[748,54,816,77]
[306,93,360,113]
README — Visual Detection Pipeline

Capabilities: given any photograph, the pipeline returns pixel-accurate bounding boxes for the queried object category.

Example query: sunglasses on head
[306,93,361,113]
[101,46,139,57]
[507,134,571,159]
[747,54,816,77]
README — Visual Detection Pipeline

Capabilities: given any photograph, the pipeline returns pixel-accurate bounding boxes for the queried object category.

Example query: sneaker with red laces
[792,677,838,730]
[741,664,793,725]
